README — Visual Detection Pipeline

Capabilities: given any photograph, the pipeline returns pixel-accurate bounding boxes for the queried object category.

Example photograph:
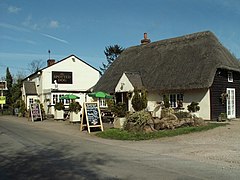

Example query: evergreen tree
[132,89,147,111]
[5,67,13,105]
[100,44,124,74]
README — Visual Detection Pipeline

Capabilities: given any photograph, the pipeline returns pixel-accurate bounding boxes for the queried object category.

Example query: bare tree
[28,60,45,74]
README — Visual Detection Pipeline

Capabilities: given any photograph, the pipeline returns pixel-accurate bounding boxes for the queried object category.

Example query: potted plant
[69,101,82,122]
[187,102,200,117]
[54,102,65,120]
[113,102,127,129]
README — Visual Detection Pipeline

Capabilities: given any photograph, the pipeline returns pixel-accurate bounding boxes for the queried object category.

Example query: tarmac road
[0,115,240,180]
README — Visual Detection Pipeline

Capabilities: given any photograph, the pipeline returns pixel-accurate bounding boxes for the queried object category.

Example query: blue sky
[1,0,240,79]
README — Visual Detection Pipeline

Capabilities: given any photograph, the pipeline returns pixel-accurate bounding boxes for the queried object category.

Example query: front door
[227,88,235,119]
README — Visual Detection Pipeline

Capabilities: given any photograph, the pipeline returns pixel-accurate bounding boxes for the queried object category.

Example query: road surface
[0,116,239,179]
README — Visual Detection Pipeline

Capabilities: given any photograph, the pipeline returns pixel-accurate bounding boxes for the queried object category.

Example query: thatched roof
[94,31,240,93]
[125,72,144,90]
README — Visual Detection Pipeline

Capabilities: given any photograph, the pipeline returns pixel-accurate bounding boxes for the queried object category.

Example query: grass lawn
[96,123,229,141]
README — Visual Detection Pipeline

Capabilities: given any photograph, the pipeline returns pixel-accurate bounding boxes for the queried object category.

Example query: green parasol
[88,91,113,99]
[59,94,80,100]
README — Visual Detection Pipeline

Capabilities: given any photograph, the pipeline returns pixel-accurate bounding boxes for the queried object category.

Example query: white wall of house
[146,89,211,120]
[23,55,100,114]
[183,89,211,120]
[115,73,134,92]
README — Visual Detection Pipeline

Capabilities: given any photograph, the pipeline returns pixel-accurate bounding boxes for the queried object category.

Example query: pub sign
[52,71,72,84]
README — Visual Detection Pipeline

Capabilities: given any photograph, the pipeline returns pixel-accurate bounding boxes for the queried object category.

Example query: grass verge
[96,123,229,141]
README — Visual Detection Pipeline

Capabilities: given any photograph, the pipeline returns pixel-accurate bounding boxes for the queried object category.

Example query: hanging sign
[0,96,6,104]
[30,103,42,122]
[80,102,103,133]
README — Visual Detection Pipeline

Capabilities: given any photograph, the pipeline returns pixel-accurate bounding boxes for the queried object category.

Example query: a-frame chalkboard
[80,102,103,133]
[30,103,42,122]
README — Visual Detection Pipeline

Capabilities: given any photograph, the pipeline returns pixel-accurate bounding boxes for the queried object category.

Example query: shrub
[131,89,147,111]
[69,102,82,113]
[54,102,65,111]
[113,102,127,117]
[187,102,200,112]
[163,95,170,108]
[124,110,152,132]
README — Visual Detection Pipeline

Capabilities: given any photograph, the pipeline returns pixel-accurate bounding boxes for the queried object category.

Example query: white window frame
[168,93,184,108]
[228,71,233,82]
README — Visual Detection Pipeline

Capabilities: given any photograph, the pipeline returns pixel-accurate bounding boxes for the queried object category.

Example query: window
[168,94,183,108]
[99,98,107,108]
[59,94,65,104]
[228,72,233,82]
[53,94,58,104]
[29,98,34,105]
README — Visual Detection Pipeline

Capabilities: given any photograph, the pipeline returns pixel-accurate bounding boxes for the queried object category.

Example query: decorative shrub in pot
[69,102,82,122]
[113,102,127,129]
[187,102,200,117]
[54,102,65,120]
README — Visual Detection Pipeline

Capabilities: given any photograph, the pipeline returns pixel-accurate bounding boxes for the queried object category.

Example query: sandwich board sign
[80,102,103,133]
[30,103,42,122]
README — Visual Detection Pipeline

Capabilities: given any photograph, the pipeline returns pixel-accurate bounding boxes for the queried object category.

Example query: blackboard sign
[80,102,103,133]
[52,71,72,84]
[30,103,42,122]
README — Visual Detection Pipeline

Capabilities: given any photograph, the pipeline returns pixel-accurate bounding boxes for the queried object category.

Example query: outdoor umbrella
[88,91,113,99]
[59,94,80,100]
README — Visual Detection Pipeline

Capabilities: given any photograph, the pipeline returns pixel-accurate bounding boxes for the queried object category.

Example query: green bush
[69,102,82,113]
[131,89,147,111]
[124,110,152,132]
[187,102,200,112]
[163,95,170,108]
[54,102,65,110]
[113,102,127,117]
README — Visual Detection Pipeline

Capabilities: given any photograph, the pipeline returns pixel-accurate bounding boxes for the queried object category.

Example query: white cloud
[0,22,30,32]
[8,6,21,14]
[49,20,59,28]
[41,33,69,44]
[22,15,39,30]
[0,35,36,45]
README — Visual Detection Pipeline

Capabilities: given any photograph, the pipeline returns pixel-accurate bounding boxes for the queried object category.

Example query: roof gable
[23,54,100,81]
[93,31,240,93]
[23,81,37,95]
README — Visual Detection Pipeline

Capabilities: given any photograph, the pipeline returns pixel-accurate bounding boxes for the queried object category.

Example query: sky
[1,0,240,79]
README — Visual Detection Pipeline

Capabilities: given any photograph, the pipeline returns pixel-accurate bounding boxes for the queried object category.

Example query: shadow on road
[0,144,118,180]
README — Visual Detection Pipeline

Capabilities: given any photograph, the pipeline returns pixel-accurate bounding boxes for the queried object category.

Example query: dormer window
[228,71,233,82]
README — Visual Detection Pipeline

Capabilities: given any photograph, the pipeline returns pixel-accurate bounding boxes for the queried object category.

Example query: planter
[69,111,81,122]
[113,117,126,129]
[54,110,64,120]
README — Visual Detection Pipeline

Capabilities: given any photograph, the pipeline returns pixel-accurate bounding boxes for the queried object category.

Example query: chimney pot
[47,59,55,67]
[141,32,151,45]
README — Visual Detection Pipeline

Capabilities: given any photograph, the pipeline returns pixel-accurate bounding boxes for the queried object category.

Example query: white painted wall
[115,73,134,92]
[23,55,100,114]
[182,89,211,120]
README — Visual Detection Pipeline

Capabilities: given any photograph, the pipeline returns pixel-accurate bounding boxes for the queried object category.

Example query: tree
[131,89,147,112]
[5,67,13,105]
[28,60,45,74]
[100,44,124,74]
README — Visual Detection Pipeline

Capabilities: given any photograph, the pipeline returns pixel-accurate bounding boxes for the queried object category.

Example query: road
[0,115,240,180]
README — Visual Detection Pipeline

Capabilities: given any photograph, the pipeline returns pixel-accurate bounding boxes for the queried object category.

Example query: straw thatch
[94,31,240,93]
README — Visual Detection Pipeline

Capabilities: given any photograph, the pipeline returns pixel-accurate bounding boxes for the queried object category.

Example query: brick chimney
[47,59,55,67]
[141,32,151,45]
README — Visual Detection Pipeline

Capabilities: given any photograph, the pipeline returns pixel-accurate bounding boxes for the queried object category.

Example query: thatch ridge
[94,31,240,93]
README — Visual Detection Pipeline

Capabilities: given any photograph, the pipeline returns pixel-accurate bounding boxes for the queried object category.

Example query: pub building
[22,55,101,116]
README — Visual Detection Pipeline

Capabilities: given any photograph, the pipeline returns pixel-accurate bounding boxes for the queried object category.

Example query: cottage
[22,55,101,115]
[93,31,240,120]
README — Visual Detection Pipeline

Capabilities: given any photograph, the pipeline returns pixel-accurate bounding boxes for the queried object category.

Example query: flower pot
[69,111,81,122]
[54,110,64,120]
[113,117,126,129]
